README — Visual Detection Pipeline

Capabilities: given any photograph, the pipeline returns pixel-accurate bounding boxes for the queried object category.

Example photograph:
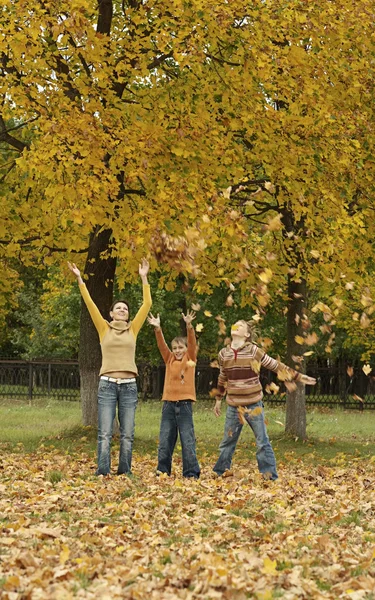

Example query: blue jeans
[158,401,200,478]
[213,402,278,480]
[97,379,138,475]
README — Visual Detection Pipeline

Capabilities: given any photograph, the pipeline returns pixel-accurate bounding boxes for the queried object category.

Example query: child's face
[231,320,249,339]
[171,341,188,360]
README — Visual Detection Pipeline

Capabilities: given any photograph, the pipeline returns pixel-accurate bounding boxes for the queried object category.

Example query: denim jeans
[213,401,278,480]
[97,378,138,475]
[157,401,200,478]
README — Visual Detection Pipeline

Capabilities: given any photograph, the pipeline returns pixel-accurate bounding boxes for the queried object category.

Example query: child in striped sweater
[148,310,200,478]
[213,320,316,480]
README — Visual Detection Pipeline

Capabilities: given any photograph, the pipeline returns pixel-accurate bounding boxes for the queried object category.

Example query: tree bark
[285,275,307,439]
[79,227,116,426]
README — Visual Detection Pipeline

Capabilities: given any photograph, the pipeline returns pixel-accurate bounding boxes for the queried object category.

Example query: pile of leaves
[1,446,375,599]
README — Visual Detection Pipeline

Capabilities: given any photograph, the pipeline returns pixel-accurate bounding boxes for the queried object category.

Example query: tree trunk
[285,275,307,439]
[79,227,116,426]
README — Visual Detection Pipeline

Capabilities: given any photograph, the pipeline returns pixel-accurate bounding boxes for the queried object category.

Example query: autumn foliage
[1,446,375,599]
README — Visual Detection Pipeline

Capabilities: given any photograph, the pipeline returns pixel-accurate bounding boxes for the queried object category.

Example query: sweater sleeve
[216,349,228,397]
[131,284,152,337]
[261,352,302,381]
[154,327,172,363]
[187,325,197,362]
[78,283,108,341]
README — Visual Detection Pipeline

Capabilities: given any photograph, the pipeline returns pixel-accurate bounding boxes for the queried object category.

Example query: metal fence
[0,359,375,409]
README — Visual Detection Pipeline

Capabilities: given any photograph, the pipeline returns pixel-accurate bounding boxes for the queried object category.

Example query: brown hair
[171,336,187,347]
[110,299,130,315]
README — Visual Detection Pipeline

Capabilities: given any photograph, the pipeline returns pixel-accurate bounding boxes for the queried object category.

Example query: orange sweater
[155,326,197,402]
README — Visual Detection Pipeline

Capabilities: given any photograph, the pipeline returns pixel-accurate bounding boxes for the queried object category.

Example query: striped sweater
[217,342,302,407]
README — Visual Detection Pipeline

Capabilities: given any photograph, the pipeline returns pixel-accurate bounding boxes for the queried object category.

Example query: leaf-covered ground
[1,447,375,599]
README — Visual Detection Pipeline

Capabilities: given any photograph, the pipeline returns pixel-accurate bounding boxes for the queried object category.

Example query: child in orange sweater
[148,310,200,478]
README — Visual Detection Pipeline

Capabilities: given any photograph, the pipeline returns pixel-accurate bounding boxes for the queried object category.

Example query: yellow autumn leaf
[258,268,273,284]
[363,364,372,376]
[59,545,70,565]
[204,310,212,317]
[295,335,305,344]
[262,556,278,575]
[195,323,204,332]
[186,360,196,367]
[360,313,371,328]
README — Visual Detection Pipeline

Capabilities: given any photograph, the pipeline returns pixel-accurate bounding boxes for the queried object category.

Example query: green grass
[0,397,375,462]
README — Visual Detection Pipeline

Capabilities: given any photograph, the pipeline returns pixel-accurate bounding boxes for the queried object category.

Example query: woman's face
[110,302,129,322]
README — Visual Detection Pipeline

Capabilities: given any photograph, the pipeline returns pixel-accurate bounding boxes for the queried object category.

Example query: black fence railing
[1,360,375,409]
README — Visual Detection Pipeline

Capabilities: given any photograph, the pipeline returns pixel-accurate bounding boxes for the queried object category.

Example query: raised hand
[139,258,150,281]
[182,309,196,325]
[67,262,82,280]
[147,312,161,328]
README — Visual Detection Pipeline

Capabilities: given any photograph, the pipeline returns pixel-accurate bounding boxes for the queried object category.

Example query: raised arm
[131,259,152,336]
[147,313,171,363]
[67,262,108,340]
[182,310,197,362]
[261,351,316,386]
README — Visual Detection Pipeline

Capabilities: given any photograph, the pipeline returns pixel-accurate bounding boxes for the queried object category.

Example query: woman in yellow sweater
[68,260,151,476]
[147,310,200,479]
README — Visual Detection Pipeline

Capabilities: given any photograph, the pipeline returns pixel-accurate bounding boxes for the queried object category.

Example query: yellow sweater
[79,283,152,376]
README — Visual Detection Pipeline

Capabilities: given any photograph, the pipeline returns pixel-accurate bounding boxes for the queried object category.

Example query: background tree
[1,0,375,434]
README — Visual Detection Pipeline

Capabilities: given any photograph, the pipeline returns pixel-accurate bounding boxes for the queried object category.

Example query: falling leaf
[210,360,219,368]
[225,295,234,307]
[258,268,273,284]
[209,387,219,397]
[204,310,212,317]
[353,394,364,403]
[363,364,372,376]
[360,313,371,329]
[191,303,201,311]
[285,381,297,392]
[347,366,354,377]
[303,351,314,356]
[252,313,261,322]
[222,186,232,199]
[265,214,282,231]
[305,332,319,346]
[310,249,320,259]
[264,181,276,194]
[295,335,305,345]
[292,355,304,364]
[195,323,204,332]
[186,360,196,367]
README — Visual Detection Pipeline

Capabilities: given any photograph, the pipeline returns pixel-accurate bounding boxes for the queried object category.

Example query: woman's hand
[147,312,161,328]
[182,309,196,326]
[67,262,83,284]
[300,374,316,386]
[139,258,150,283]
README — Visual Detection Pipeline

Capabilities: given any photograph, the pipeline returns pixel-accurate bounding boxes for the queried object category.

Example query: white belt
[100,376,136,384]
